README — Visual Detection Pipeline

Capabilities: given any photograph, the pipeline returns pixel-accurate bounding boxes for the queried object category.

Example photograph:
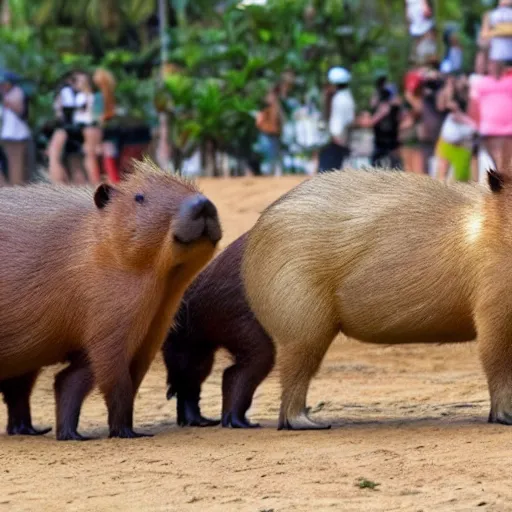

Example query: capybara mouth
[173,194,222,246]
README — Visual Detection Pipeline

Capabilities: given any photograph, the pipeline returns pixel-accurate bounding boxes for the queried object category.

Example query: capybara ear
[487,169,505,194]
[94,183,116,209]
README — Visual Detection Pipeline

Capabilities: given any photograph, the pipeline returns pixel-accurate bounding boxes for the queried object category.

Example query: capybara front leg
[479,329,512,425]
[103,370,148,439]
[54,357,94,441]
[222,339,275,428]
[175,349,219,427]
[277,335,334,431]
[90,344,149,439]
[1,371,51,436]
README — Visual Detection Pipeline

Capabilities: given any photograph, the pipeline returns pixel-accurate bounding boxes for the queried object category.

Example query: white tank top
[489,6,512,61]
[0,86,30,141]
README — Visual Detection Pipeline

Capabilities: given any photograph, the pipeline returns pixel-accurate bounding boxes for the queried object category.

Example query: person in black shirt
[359,85,403,169]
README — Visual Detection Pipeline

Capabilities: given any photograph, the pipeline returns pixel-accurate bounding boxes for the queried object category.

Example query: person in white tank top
[0,77,31,185]
[481,0,512,68]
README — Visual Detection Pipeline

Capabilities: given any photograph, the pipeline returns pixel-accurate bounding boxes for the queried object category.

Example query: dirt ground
[1,176,511,512]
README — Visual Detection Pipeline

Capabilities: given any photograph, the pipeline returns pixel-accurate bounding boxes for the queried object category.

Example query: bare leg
[3,141,26,185]
[1,371,51,436]
[47,129,69,184]
[436,156,451,182]
[83,127,102,185]
[222,334,275,429]
[278,333,335,430]
[54,357,94,441]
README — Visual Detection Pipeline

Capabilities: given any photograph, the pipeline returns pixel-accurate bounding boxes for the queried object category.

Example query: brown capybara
[0,159,221,440]
[163,233,275,428]
[242,168,512,430]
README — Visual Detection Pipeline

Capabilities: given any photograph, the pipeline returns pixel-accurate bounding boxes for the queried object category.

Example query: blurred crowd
[3,0,512,183]
[0,68,151,187]
[253,0,512,183]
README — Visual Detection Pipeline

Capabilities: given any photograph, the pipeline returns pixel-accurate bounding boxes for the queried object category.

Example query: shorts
[436,139,472,182]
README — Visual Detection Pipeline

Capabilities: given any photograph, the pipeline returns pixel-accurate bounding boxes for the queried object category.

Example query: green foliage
[0,0,489,169]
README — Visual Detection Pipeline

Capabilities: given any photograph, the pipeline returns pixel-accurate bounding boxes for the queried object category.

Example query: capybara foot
[7,423,51,436]
[222,412,260,429]
[109,427,153,439]
[278,410,331,431]
[488,409,512,425]
[177,398,220,427]
[56,430,93,441]
[179,415,220,428]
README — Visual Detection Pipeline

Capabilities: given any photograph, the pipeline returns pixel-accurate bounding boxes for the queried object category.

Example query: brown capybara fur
[242,168,512,430]
[162,233,275,429]
[0,159,221,440]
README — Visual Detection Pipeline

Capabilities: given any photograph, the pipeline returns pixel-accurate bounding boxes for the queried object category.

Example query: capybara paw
[109,427,153,439]
[7,424,52,436]
[222,413,260,429]
[488,409,512,425]
[277,411,331,431]
[178,414,220,427]
[56,430,92,441]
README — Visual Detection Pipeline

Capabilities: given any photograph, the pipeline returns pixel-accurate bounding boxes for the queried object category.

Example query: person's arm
[451,110,478,130]
[405,90,422,115]
[480,11,491,42]
[358,102,391,128]
[422,0,431,17]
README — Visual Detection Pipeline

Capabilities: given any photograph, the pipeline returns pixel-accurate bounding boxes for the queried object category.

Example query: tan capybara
[0,159,221,440]
[242,168,512,430]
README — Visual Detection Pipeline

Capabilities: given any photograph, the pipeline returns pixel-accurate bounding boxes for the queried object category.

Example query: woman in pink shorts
[470,65,512,173]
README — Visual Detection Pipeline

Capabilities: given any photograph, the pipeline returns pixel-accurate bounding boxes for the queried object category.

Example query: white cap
[328,67,351,85]
[440,59,453,74]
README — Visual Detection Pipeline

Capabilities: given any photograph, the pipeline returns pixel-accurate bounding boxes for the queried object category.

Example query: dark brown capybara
[0,158,221,440]
[163,234,275,428]
[243,168,512,430]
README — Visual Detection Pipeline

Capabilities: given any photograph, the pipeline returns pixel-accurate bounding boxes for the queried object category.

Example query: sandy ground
[1,176,511,512]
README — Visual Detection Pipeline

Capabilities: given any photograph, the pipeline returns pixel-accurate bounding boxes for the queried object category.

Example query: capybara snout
[174,194,221,245]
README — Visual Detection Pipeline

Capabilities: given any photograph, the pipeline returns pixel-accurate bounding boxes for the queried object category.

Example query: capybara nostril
[174,194,222,245]
[182,195,218,221]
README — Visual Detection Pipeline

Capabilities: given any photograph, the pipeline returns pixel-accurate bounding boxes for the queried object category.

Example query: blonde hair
[93,68,116,121]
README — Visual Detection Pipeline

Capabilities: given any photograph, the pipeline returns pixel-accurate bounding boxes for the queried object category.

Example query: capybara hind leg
[222,338,275,429]
[1,371,51,436]
[54,359,94,441]
[277,335,335,431]
[478,329,512,425]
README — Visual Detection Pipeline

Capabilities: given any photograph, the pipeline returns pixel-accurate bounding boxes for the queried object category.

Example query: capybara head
[93,159,222,271]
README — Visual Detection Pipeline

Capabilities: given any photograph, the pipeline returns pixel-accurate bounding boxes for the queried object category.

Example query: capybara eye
[135,193,145,204]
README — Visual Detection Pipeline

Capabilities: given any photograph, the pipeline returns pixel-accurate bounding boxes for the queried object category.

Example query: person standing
[0,73,31,185]
[359,79,402,169]
[318,67,355,173]
[255,86,283,176]
[480,0,512,77]
[469,64,512,177]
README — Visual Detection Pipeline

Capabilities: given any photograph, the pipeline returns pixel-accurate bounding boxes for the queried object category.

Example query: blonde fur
[242,169,511,428]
